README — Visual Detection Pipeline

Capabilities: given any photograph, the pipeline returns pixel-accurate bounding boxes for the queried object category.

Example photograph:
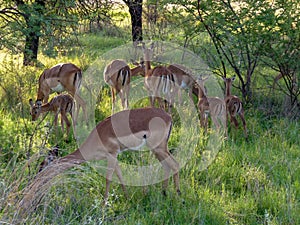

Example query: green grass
[0,34,299,225]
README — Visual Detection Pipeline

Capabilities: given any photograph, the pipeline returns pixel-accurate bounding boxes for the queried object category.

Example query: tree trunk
[16,0,45,66]
[124,0,143,42]
[23,31,40,66]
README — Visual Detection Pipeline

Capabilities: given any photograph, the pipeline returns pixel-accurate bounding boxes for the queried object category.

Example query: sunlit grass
[2,105,298,224]
[0,33,299,225]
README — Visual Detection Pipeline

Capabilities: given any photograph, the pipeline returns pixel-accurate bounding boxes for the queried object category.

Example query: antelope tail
[74,70,83,91]
[118,68,130,86]
[232,102,242,116]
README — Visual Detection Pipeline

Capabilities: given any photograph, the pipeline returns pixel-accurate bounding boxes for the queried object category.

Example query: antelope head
[29,99,42,121]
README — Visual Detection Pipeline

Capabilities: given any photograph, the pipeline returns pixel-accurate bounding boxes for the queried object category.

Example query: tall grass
[0,34,299,225]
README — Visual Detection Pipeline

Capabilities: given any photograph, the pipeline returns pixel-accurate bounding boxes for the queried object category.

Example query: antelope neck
[40,102,53,112]
[226,83,231,96]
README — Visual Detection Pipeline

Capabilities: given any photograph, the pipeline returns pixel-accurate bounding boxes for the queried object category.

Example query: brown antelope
[223,76,248,138]
[273,71,298,92]
[131,60,145,77]
[142,43,176,113]
[21,107,180,209]
[197,77,227,137]
[34,63,87,122]
[167,64,197,103]
[104,60,131,112]
[104,60,146,112]
[29,94,76,138]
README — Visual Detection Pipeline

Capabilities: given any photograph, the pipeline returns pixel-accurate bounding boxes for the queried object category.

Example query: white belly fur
[118,134,148,153]
[181,81,187,88]
[51,83,65,92]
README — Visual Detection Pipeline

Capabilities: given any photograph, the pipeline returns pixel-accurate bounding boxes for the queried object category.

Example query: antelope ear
[29,99,34,107]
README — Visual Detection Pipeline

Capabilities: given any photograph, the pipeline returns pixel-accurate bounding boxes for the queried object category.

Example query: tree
[15,0,45,66]
[0,0,78,66]
[165,0,299,108]
[76,0,116,33]
[258,0,299,114]
[123,0,143,42]
[195,0,270,102]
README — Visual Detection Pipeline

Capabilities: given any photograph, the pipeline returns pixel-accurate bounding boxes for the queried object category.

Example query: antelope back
[167,64,195,88]
[146,66,175,93]
[40,63,81,81]
[117,65,131,87]
[63,95,74,114]
[226,96,242,116]
[104,60,128,83]
[37,63,81,103]
[49,94,74,115]
[208,97,226,117]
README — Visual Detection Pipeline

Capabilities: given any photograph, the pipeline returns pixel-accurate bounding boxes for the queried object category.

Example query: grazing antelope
[167,64,197,104]
[29,94,76,138]
[142,43,176,113]
[38,146,59,172]
[131,60,145,77]
[104,60,131,112]
[223,76,248,138]
[104,60,146,112]
[34,63,87,122]
[197,78,227,137]
[21,107,180,209]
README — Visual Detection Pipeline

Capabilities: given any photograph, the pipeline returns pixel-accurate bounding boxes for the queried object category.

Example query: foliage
[1,32,300,224]
[0,0,130,65]
[77,0,130,37]
[157,0,299,111]
[0,0,79,64]
[257,0,300,112]
[0,1,300,223]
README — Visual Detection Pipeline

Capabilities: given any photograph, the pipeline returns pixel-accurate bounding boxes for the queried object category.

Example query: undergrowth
[0,34,299,225]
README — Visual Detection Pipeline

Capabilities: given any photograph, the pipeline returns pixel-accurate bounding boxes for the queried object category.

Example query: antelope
[223,76,248,138]
[34,63,87,122]
[29,94,76,138]
[273,71,298,92]
[104,60,131,112]
[21,107,180,209]
[141,43,176,113]
[131,60,145,77]
[38,146,59,172]
[104,60,145,112]
[167,64,197,104]
[197,77,227,137]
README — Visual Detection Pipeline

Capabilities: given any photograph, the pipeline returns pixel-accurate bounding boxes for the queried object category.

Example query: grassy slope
[0,34,299,225]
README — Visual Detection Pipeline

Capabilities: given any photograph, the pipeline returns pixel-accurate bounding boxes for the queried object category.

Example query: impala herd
[26,43,247,203]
